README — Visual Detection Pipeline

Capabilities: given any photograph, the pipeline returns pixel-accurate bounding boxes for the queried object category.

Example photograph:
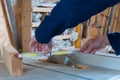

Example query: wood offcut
[2,45,23,76]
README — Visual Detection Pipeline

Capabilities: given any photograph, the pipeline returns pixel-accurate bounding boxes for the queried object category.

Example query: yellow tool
[14,50,76,59]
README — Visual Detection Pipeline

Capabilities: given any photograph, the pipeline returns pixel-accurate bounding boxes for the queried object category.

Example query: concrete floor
[0,58,120,80]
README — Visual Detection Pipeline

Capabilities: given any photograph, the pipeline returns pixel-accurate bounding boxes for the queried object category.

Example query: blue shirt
[108,33,120,55]
[35,0,120,54]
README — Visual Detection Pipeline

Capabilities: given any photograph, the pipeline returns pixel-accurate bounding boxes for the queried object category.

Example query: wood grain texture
[0,0,12,48]
[2,45,23,76]
[1,0,16,48]
[21,0,32,51]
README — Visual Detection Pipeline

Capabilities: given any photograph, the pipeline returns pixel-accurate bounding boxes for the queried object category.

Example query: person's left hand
[29,37,53,55]
[80,35,110,54]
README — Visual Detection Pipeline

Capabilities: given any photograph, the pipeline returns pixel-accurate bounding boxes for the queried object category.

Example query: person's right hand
[29,37,52,55]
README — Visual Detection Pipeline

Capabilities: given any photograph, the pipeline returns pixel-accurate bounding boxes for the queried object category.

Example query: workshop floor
[0,57,120,80]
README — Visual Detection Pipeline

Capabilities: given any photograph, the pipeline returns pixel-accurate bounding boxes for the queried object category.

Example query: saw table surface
[0,57,120,80]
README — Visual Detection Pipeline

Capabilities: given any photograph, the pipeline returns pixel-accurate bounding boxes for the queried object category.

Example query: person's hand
[80,35,110,54]
[29,37,52,55]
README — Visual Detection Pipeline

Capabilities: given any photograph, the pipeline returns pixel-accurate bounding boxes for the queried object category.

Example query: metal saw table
[0,57,120,80]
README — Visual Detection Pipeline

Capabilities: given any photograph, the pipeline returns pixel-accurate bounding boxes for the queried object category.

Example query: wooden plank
[53,35,70,40]
[75,63,90,69]
[21,0,32,52]
[32,7,52,12]
[1,44,23,76]
[104,8,111,34]
[101,8,111,35]
[0,1,11,49]
[0,0,16,48]
[115,3,120,32]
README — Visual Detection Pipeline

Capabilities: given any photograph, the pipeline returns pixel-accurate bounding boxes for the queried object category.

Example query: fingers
[80,42,106,54]
[29,37,41,52]
[83,45,93,53]
[90,48,98,54]
[80,45,98,54]
[29,37,52,55]
[41,45,47,55]
[80,39,99,54]
[80,43,89,52]
[29,42,32,52]
[80,39,92,53]
[42,44,52,55]
[29,38,34,52]
[43,47,51,55]
[38,44,42,51]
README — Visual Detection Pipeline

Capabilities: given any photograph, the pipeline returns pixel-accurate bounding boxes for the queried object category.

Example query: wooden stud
[115,3,120,32]
[2,44,23,76]
[21,0,32,52]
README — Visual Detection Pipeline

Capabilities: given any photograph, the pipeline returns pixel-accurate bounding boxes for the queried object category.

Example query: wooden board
[0,0,12,48]
[75,63,90,69]
[1,0,17,48]
[32,7,52,12]
[1,44,23,76]
[21,0,32,52]
[115,3,120,32]
[53,35,70,40]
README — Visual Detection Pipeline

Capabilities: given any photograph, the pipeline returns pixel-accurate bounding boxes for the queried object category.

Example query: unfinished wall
[0,0,11,50]
[0,0,22,52]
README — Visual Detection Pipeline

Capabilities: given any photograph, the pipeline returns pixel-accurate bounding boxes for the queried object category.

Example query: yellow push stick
[14,52,39,58]
[14,50,76,58]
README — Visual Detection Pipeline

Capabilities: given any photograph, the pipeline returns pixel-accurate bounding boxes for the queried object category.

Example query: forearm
[35,0,120,43]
